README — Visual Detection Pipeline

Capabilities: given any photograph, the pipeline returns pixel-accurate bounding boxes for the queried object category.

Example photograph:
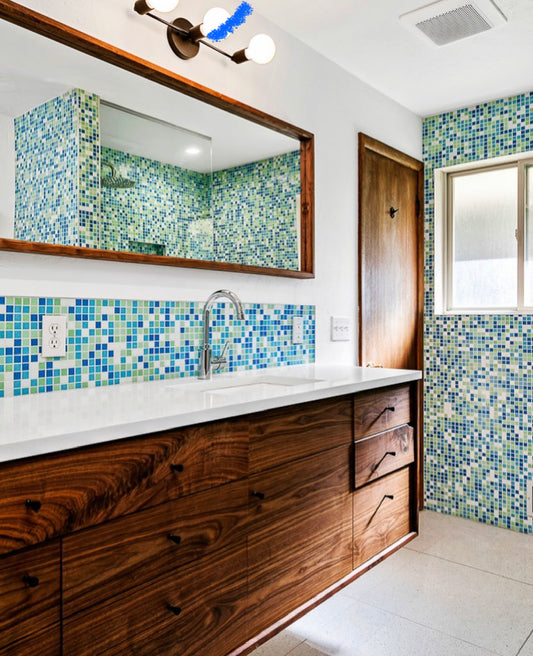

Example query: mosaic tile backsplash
[0,296,315,398]
[423,91,533,533]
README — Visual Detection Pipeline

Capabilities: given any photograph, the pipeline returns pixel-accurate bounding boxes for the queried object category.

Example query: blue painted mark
[207,2,253,42]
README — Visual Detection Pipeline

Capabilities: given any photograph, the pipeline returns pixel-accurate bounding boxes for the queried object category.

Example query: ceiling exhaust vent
[400,0,507,46]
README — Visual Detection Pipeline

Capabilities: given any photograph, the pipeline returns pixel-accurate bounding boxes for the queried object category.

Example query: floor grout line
[404,544,533,588]
[516,628,533,656]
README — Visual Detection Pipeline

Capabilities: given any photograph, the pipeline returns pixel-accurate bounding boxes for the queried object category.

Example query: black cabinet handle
[170,464,184,473]
[370,451,397,474]
[167,604,182,616]
[251,491,265,500]
[167,534,182,545]
[385,406,396,412]
[366,494,395,528]
[25,499,41,512]
[23,574,39,588]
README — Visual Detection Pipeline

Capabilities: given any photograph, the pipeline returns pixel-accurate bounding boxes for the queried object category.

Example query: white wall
[1,0,422,366]
[0,113,14,239]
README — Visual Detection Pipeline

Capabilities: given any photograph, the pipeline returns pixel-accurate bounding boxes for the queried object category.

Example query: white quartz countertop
[0,365,422,463]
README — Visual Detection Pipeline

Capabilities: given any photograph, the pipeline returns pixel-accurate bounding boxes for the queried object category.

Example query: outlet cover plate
[42,315,67,358]
[292,316,304,344]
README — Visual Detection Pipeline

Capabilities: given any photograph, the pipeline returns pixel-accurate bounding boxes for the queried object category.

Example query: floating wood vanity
[0,368,421,655]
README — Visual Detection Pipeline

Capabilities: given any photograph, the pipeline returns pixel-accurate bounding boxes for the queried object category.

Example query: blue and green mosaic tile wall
[15,91,79,246]
[100,147,212,259]
[212,151,300,270]
[14,89,100,248]
[0,296,315,398]
[423,91,533,533]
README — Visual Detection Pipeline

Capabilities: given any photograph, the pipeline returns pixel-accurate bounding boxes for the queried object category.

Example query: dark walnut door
[358,133,423,370]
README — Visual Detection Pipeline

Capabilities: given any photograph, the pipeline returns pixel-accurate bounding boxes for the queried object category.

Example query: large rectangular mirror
[0,0,314,278]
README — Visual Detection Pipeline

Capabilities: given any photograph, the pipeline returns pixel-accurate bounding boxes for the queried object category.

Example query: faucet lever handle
[212,340,230,371]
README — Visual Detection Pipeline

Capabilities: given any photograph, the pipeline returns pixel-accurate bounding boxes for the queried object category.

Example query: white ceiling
[252,0,533,116]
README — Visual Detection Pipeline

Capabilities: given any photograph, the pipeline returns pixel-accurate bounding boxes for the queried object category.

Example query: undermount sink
[167,375,323,393]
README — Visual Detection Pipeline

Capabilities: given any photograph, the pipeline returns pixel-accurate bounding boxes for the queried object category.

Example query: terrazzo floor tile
[252,631,305,656]
[341,548,533,655]
[409,511,533,585]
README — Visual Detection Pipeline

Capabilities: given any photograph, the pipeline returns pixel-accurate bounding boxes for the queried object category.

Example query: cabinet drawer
[63,543,248,656]
[249,396,352,473]
[353,467,411,567]
[248,446,352,637]
[354,425,414,488]
[63,479,249,616]
[354,385,411,440]
[0,541,60,651]
[0,624,60,656]
[0,416,248,554]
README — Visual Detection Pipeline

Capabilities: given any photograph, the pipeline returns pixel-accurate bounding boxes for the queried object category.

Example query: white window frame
[434,152,533,315]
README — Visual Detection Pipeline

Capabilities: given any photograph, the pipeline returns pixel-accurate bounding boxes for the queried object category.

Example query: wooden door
[358,133,424,505]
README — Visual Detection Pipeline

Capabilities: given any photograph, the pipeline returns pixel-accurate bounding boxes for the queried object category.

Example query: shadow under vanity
[0,371,421,655]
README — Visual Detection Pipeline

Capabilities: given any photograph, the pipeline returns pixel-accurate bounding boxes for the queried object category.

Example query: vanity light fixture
[133,0,276,65]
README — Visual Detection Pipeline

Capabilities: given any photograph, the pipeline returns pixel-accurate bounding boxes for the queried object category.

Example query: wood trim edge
[359,133,423,172]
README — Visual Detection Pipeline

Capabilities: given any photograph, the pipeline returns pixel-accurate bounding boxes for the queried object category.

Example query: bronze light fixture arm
[133,2,276,64]
[144,12,236,61]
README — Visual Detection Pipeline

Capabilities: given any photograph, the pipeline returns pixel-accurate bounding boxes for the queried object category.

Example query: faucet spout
[198,290,245,380]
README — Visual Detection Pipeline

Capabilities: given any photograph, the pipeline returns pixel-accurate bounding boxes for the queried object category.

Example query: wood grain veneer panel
[354,384,411,440]
[247,446,352,637]
[249,397,353,473]
[0,541,60,651]
[0,624,60,656]
[353,467,411,567]
[63,543,248,656]
[0,417,248,554]
[354,424,414,488]
[63,479,249,616]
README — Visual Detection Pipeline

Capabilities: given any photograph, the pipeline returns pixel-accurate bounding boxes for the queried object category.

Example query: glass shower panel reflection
[452,166,517,309]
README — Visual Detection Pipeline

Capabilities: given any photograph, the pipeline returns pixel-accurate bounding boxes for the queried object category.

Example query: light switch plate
[292,316,304,344]
[331,316,351,342]
[41,315,67,357]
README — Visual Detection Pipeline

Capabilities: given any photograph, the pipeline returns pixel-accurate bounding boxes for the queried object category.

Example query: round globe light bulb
[245,34,276,65]
[147,0,179,11]
[201,7,230,37]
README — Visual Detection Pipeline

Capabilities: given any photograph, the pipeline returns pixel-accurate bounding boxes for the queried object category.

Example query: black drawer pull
[170,464,184,473]
[25,499,41,512]
[366,494,395,528]
[22,574,39,588]
[168,534,182,545]
[370,451,397,474]
[251,491,265,500]
[385,406,395,412]
[167,604,182,616]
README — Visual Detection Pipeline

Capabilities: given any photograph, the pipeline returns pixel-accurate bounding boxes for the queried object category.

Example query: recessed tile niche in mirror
[0,11,307,273]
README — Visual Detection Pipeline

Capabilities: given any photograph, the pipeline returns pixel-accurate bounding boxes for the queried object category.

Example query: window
[442,159,533,312]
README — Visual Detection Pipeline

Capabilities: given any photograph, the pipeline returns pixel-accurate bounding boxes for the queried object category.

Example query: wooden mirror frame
[0,0,314,279]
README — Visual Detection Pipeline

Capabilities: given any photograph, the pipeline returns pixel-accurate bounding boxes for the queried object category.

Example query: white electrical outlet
[331,316,351,342]
[292,316,304,344]
[41,315,67,357]
[528,481,533,518]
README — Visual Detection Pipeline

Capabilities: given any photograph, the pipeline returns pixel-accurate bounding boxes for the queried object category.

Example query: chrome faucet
[198,290,245,380]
